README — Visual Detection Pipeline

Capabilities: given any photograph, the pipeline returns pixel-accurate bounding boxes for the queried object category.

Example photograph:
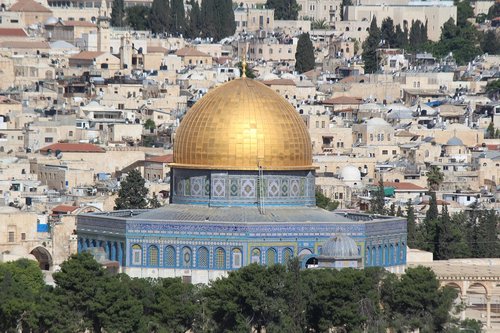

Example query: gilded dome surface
[172,78,313,170]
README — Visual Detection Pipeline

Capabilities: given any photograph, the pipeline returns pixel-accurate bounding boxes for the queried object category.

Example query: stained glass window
[282,248,293,263]
[232,248,242,268]
[132,244,142,265]
[215,247,225,269]
[266,248,277,265]
[148,245,159,266]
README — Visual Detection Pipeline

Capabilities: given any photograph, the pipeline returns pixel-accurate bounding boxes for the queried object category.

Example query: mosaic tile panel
[268,179,280,197]
[191,177,203,197]
[241,179,256,197]
[212,178,226,198]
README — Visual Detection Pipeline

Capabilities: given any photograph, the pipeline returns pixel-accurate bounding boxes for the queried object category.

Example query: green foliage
[426,165,444,191]
[115,169,148,210]
[406,199,417,248]
[311,19,329,30]
[481,30,500,55]
[150,0,170,34]
[143,118,156,130]
[149,194,162,208]
[126,5,151,30]
[362,17,381,74]
[456,0,474,27]
[485,79,500,96]
[111,0,125,27]
[186,0,202,38]
[409,19,428,50]
[265,0,299,20]
[382,266,457,332]
[0,259,44,332]
[487,2,500,19]
[381,17,396,47]
[394,24,408,49]
[295,33,315,73]
[315,190,339,211]
[200,0,235,40]
[170,0,186,34]
[486,121,499,139]
[236,61,256,78]
[370,178,386,214]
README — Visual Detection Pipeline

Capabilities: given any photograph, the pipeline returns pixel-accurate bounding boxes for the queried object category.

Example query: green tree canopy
[125,5,151,30]
[115,169,148,209]
[381,17,396,48]
[295,33,315,73]
[315,190,339,211]
[111,0,125,27]
[362,17,381,74]
[265,0,299,20]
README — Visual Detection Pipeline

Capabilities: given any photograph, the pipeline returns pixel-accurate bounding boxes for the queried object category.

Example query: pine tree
[150,0,170,34]
[362,17,381,74]
[476,210,500,257]
[111,0,125,27]
[115,169,148,210]
[295,33,315,73]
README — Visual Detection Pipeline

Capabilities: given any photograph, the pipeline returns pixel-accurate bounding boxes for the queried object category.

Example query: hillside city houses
[0,0,499,304]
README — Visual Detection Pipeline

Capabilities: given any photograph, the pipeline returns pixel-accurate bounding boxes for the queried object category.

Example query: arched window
[148,245,159,266]
[232,248,242,268]
[182,247,192,268]
[282,248,293,263]
[251,248,261,264]
[198,247,209,268]
[215,247,226,269]
[266,248,277,265]
[132,244,142,265]
[165,246,175,267]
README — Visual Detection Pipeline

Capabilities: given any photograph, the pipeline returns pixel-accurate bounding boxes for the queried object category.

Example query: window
[68,131,73,137]
[45,137,53,143]
[266,248,277,265]
[8,231,15,242]
[21,233,26,240]
[132,244,142,265]
[282,248,293,263]
[251,248,261,264]
[17,136,23,140]
[182,247,192,268]
[148,245,159,266]
[165,246,175,267]
[321,121,325,128]
[382,150,388,155]
[316,121,319,128]
[215,247,226,269]
[392,150,397,155]
[370,134,373,141]
[198,247,209,268]
[232,248,242,268]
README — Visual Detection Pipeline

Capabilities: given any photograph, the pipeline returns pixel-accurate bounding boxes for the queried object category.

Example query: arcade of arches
[410,260,500,330]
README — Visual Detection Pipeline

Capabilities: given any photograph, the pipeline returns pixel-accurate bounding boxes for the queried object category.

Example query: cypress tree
[170,0,186,35]
[295,33,315,73]
[111,0,125,27]
[201,0,217,38]
[370,178,386,215]
[187,0,202,38]
[394,24,407,48]
[381,17,396,48]
[266,0,299,20]
[362,17,381,74]
[406,199,417,248]
[150,0,170,34]
[217,0,236,40]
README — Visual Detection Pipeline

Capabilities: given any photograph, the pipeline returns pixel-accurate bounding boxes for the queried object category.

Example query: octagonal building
[77,77,407,283]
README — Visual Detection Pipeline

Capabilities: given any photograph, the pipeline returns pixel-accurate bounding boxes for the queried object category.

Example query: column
[118,243,124,266]
[105,242,110,259]
[460,295,467,321]
[486,295,491,328]
[111,242,117,261]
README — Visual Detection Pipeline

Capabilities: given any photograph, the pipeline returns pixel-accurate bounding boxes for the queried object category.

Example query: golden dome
[172,78,313,171]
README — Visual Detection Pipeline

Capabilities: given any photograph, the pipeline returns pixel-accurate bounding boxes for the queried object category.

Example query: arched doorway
[466,283,489,327]
[30,246,52,270]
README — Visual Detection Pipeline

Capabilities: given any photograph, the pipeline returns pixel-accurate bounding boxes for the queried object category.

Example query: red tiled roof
[40,143,105,153]
[384,181,427,191]
[322,96,363,105]
[146,154,173,163]
[0,28,27,37]
[262,79,296,86]
[175,47,211,57]
[52,205,78,213]
[9,0,51,12]
[69,51,105,60]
